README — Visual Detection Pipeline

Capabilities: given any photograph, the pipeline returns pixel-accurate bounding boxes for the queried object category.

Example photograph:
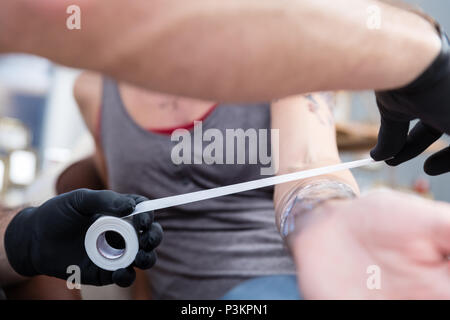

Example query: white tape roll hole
[84,216,139,271]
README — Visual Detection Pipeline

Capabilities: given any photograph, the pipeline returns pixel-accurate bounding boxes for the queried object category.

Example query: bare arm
[0,0,440,101]
[272,93,359,234]
[271,94,450,300]
[73,73,152,300]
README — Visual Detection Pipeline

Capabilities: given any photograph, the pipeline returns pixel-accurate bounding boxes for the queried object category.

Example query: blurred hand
[291,190,450,299]
[371,29,450,176]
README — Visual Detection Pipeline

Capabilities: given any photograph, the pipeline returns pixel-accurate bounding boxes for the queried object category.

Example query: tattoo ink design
[321,92,336,110]
[305,94,319,110]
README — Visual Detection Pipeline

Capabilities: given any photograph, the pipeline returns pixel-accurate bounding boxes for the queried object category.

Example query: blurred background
[0,0,449,299]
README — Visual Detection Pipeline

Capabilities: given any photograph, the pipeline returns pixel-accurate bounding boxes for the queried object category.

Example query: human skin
[74,76,450,299]
[0,0,441,101]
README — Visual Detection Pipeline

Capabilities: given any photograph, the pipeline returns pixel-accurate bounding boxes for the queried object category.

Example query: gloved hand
[4,189,163,287]
[371,25,450,176]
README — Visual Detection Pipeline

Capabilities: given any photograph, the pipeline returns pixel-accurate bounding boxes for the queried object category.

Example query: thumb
[68,189,136,217]
[112,266,136,287]
[371,115,410,161]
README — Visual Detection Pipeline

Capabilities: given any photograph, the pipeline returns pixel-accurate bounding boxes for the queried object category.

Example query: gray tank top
[101,78,295,300]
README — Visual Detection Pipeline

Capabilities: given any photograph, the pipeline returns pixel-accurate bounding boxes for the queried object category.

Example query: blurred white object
[0,118,30,151]
[0,54,51,95]
[9,150,37,186]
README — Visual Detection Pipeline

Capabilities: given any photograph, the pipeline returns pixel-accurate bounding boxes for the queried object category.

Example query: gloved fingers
[112,266,136,287]
[139,222,163,251]
[134,250,157,270]
[69,189,135,218]
[371,114,410,161]
[385,121,443,166]
[133,222,162,270]
[133,211,155,231]
[424,146,450,176]
[87,261,136,287]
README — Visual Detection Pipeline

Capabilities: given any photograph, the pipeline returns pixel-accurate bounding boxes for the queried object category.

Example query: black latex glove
[4,189,163,287]
[371,26,450,176]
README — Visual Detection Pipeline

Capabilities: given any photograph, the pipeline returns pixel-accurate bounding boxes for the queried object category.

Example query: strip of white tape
[85,158,379,270]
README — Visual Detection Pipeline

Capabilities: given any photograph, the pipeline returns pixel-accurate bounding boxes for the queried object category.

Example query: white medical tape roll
[84,216,139,271]
[127,158,377,216]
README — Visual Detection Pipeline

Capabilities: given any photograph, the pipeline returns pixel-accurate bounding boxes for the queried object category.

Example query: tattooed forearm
[321,92,336,108]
